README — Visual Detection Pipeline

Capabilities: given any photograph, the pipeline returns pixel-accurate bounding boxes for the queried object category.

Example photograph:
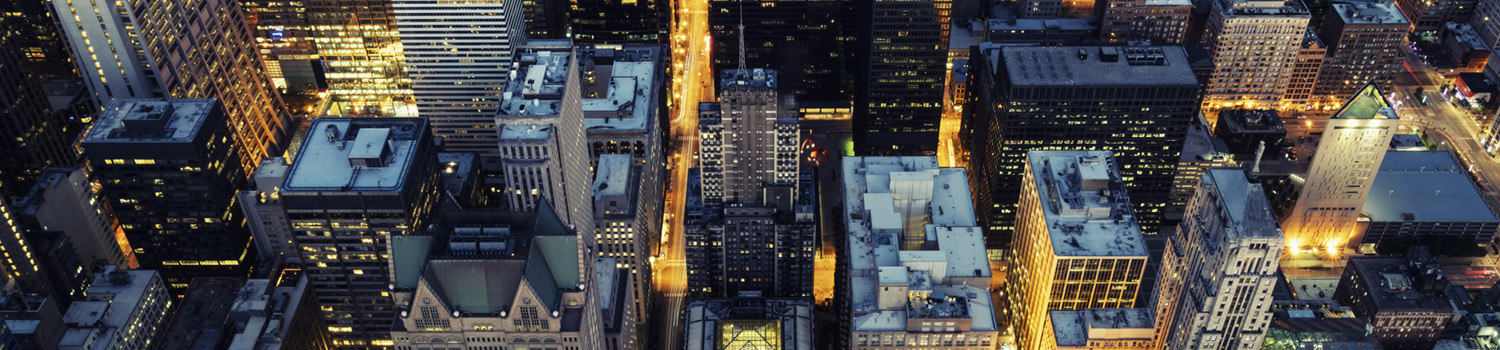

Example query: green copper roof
[523,244,563,311]
[423,259,527,314]
[391,235,435,289]
[1331,83,1398,120]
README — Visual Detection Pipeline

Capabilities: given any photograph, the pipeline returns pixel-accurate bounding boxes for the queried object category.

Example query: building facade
[1152,168,1283,350]
[1098,0,1193,44]
[708,0,856,102]
[0,26,75,199]
[568,0,667,44]
[1284,31,1328,108]
[1282,84,1399,252]
[394,0,526,154]
[239,158,298,261]
[1396,0,1475,32]
[58,267,170,350]
[1201,0,1311,111]
[698,69,799,206]
[1005,151,1149,350]
[80,99,254,293]
[1334,252,1457,349]
[1165,126,1234,222]
[496,41,595,232]
[1314,2,1409,100]
[13,167,130,270]
[853,0,953,155]
[281,117,440,348]
[305,0,412,115]
[1359,151,1500,253]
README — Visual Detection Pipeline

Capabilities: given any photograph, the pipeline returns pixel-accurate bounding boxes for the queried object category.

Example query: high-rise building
[1283,30,1328,109]
[1047,309,1155,349]
[708,0,856,102]
[698,69,799,206]
[1214,109,1288,161]
[58,266,170,350]
[1018,0,1064,18]
[80,99,254,293]
[281,117,440,348]
[522,0,568,38]
[388,204,608,350]
[1201,0,1310,112]
[837,156,998,350]
[158,279,248,350]
[1281,84,1398,252]
[0,26,77,198]
[1315,2,1409,100]
[684,292,814,350]
[1152,168,1283,350]
[1165,125,1234,222]
[0,0,74,79]
[684,168,815,298]
[1005,150,1149,350]
[496,41,595,231]
[1098,0,1194,44]
[305,0,412,115]
[1473,0,1500,50]
[238,158,298,261]
[1263,302,1382,350]
[568,0,667,44]
[240,0,319,90]
[14,167,130,269]
[395,0,526,154]
[853,0,952,155]
[48,0,292,173]
[225,275,336,350]
[1334,249,1458,349]
[1396,0,1475,32]
[0,292,65,350]
[963,44,1197,249]
[591,154,652,333]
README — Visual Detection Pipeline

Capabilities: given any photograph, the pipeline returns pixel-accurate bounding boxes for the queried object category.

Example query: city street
[1392,50,1500,221]
[649,0,712,349]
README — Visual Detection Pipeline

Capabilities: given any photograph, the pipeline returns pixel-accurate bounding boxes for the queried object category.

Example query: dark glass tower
[80,99,254,294]
[708,0,857,102]
[0,25,75,198]
[853,0,952,155]
[963,45,1199,249]
[570,0,668,44]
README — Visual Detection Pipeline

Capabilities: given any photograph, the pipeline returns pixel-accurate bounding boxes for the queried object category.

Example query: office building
[1214,109,1287,161]
[1284,31,1328,108]
[1263,302,1381,350]
[1359,151,1499,253]
[1445,22,1493,73]
[963,45,1197,249]
[684,293,813,350]
[853,0,953,155]
[1152,169,1283,350]
[569,0,667,44]
[1005,151,1149,350]
[0,0,74,79]
[1165,126,1234,222]
[496,41,595,231]
[0,293,64,350]
[1282,84,1398,252]
[17,232,88,308]
[1047,309,1154,350]
[14,168,129,269]
[1396,0,1475,32]
[1334,250,1458,349]
[394,0,526,154]
[225,274,336,350]
[0,28,75,199]
[238,158,297,261]
[1017,0,1063,18]
[48,0,292,173]
[1315,2,1409,100]
[240,0,319,90]
[597,258,635,350]
[388,204,608,350]
[592,154,653,330]
[1201,0,1311,111]
[80,99,254,293]
[522,0,567,38]
[305,0,412,115]
[1098,0,1194,44]
[684,168,815,299]
[1474,0,1500,50]
[984,17,1098,45]
[708,0,856,102]
[281,117,440,348]
[58,267,170,350]
[698,69,799,206]
[838,156,998,350]
[158,279,246,350]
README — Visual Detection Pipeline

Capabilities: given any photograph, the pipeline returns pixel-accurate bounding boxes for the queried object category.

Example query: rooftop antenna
[1250,140,1265,178]
[737,0,748,79]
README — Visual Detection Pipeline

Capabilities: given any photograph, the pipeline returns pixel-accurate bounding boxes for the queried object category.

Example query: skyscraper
[1314,2,1409,100]
[1201,0,1310,112]
[1152,168,1283,350]
[240,0,319,90]
[496,40,595,232]
[854,0,952,155]
[395,0,527,155]
[1396,0,1475,33]
[0,0,74,78]
[80,99,254,294]
[0,26,75,198]
[281,117,440,348]
[1282,83,1398,252]
[522,0,568,38]
[699,69,799,206]
[306,0,414,116]
[49,0,293,173]
[569,0,667,44]
[1098,0,1194,44]
[963,44,1197,248]
[708,0,856,102]
[1284,30,1328,108]
[1005,150,1149,350]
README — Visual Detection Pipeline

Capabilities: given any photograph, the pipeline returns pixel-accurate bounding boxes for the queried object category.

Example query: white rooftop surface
[1364,151,1497,223]
[1143,0,1190,5]
[595,258,617,308]
[593,154,631,200]
[84,99,215,143]
[284,119,419,191]
[501,48,571,116]
[348,128,391,160]
[583,58,656,132]
[1288,277,1341,300]
[1333,2,1407,25]
[501,124,553,140]
[1028,151,1149,257]
[62,301,109,325]
[1000,46,1198,87]
[1448,23,1489,50]
[1050,311,1088,346]
[844,156,996,333]
[4,319,39,334]
[1085,308,1153,329]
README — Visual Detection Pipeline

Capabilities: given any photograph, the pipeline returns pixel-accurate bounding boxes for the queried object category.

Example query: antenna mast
[737,0,747,77]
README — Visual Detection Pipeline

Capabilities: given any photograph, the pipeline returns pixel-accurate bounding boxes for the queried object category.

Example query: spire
[737,0,747,77]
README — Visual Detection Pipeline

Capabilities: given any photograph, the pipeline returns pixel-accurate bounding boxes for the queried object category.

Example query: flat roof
[1219,109,1286,133]
[593,154,631,200]
[1347,257,1458,310]
[582,46,661,134]
[1448,23,1488,50]
[83,99,217,143]
[1364,151,1497,223]
[1026,151,1148,257]
[1332,2,1406,25]
[1000,46,1198,87]
[1216,0,1310,16]
[159,279,245,350]
[283,118,426,192]
[499,44,572,117]
[987,18,1094,32]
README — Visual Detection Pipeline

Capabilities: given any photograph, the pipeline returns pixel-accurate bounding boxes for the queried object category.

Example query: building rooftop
[1332,2,1407,25]
[720,68,777,90]
[1206,169,1282,238]
[593,154,630,201]
[500,41,574,117]
[987,18,1095,32]
[1332,84,1398,120]
[1449,23,1489,51]
[62,267,159,349]
[1181,125,1232,162]
[283,118,428,192]
[42,78,87,111]
[83,99,217,143]
[1345,257,1460,312]
[842,156,995,333]
[1026,151,1149,257]
[1219,109,1286,134]
[159,279,245,350]
[1216,0,1310,17]
[1050,309,1155,347]
[581,46,660,134]
[999,46,1198,87]
[1389,134,1427,150]
[1363,151,1497,223]
[684,295,814,350]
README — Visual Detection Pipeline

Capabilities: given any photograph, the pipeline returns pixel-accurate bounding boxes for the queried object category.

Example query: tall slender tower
[854,0,953,155]
[496,40,595,232]
[1282,83,1398,252]
[698,69,799,206]
[395,0,527,154]
[50,0,292,174]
